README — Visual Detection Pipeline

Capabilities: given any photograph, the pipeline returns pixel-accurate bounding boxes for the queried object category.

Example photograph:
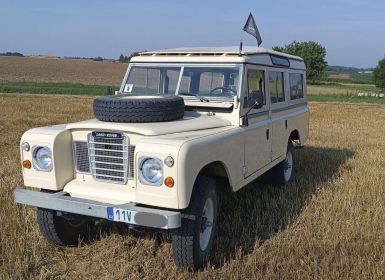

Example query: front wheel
[37,208,94,246]
[171,176,218,271]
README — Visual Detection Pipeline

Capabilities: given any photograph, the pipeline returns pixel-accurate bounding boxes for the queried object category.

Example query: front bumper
[14,188,181,229]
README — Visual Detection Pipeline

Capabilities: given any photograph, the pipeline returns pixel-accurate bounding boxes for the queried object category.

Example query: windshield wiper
[179,92,210,102]
[178,92,196,97]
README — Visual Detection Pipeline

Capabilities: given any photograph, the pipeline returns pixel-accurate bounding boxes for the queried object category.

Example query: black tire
[37,208,93,246]
[93,95,185,123]
[171,177,218,271]
[270,140,295,187]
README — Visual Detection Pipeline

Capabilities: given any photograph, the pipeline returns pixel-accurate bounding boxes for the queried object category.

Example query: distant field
[0,82,119,95]
[0,56,127,85]
[0,56,383,105]
[322,70,374,85]
[308,94,385,104]
[1,94,385,279]
[308,83,379,96]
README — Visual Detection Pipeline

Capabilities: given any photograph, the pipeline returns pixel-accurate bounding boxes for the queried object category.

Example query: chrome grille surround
[87,133,131,184]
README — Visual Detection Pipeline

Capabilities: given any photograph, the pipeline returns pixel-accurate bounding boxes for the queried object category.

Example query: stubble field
[1,56,385,279]
[0,93,385,279]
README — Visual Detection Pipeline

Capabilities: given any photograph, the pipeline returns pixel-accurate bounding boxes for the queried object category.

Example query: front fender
[20,125,74,190]
[177,128,244,209]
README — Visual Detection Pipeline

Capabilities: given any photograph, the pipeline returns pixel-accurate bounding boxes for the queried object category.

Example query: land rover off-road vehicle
[14,46,309,270]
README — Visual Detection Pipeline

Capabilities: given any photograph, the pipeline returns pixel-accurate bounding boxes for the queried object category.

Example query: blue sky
[1,0,384,68]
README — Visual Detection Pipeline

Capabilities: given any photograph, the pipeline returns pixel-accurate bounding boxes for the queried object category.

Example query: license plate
[107,207,133,223]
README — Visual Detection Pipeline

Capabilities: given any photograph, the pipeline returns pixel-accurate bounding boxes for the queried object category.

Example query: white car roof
[140,46,303,61]
[130,46,306,70]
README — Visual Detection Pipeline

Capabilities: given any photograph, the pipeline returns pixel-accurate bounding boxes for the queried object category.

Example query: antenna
[239,40,243,56]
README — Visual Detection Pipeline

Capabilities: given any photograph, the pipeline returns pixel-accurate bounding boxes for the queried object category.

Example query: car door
[242,65,272,178]
[268,69,288,160]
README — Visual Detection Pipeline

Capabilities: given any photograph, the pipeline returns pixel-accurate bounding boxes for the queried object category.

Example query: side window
[269,71,285,104]
[289,73,304,100]
[244,69,265,108]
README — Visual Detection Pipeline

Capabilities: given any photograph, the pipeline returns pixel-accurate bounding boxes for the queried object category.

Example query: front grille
[88,133,132,184]
[73,133,135,184]
[73,141,90,173]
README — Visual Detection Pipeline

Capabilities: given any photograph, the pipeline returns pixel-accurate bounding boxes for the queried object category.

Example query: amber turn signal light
[22,160,32,169]
[164,177,174,188]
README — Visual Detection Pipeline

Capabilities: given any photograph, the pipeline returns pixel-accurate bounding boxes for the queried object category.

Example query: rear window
[289,73,304,100]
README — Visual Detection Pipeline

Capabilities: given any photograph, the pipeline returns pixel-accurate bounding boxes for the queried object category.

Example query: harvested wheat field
[0,57,127,85]
[1,94,385,279]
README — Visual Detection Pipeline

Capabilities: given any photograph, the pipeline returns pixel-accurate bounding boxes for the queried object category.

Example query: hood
[66,111,232,136]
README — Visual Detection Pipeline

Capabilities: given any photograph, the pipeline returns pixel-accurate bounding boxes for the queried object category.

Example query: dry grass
[1,93,385,279]
[0,57,127,85]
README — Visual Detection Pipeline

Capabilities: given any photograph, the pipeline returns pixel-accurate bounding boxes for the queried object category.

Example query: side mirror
[250,91,264,109]
[241,91,264,127]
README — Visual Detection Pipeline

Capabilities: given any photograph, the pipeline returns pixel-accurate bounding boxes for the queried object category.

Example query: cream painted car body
[19,46,309,210]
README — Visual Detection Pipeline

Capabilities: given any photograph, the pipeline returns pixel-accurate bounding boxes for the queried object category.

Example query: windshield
[123,66,181,95]
[123,65,241,100]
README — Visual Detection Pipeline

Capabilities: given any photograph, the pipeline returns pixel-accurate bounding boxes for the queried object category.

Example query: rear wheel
[171,176,218,271]
[37,208,94,246]
[271,140,295,187]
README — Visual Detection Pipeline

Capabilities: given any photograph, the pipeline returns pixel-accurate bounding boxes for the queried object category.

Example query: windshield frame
[120,63,244,102]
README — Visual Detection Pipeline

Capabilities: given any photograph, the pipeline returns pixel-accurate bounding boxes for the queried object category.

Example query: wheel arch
[182,160,232,209]
[289,129,303,146]
[197,161,232,191]
[289,129,300,141]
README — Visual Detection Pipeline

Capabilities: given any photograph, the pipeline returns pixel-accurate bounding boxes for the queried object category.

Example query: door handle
[266,129,269,140]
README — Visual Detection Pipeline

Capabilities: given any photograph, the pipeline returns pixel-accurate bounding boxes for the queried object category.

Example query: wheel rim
[283,150,293,182]
[199,197,214,251]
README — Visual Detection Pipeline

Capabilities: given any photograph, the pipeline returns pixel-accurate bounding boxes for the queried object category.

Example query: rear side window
[289,73,304,100]
[269,71,285,104]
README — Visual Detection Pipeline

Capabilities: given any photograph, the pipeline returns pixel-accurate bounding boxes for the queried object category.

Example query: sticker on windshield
[124,84,133,93]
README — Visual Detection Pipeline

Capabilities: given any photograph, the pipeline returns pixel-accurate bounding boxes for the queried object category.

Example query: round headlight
[33,146,53,171]
[140,158,163,185]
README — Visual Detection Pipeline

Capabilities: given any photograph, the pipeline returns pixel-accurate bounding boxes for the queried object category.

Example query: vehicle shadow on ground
[87,145,354,269]
[211,145,354,268]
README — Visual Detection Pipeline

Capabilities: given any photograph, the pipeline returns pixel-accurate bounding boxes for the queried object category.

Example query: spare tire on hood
[93,95,185,123]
